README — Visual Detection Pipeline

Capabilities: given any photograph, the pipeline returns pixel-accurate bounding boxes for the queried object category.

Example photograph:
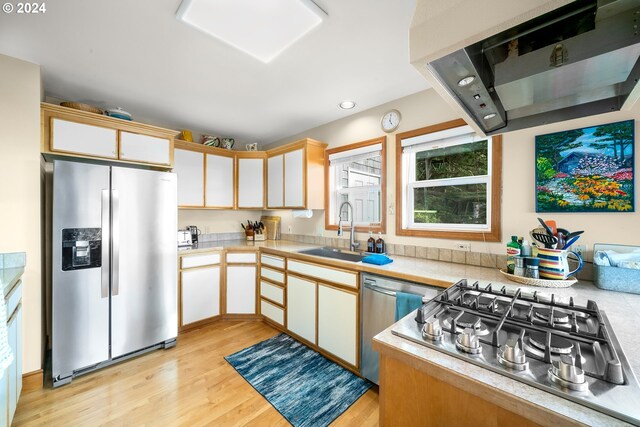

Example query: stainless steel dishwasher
[360,273,442,384]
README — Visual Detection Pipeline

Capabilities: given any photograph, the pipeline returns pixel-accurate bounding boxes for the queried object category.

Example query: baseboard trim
[22,369,44,392]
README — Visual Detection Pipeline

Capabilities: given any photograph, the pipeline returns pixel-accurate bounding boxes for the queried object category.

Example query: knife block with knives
[242,221,266,241]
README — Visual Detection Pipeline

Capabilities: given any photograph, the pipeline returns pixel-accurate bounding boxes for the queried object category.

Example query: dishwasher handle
[363,281,431,302]
[363,281,397,297]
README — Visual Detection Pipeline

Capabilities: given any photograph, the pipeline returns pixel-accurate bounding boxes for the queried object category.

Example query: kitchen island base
[375,339,582,427]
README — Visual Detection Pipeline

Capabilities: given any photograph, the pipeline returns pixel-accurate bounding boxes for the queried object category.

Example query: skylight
[176,0,327,63]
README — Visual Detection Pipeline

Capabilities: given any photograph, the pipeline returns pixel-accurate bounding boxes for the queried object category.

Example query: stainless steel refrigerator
[51,160,177,387]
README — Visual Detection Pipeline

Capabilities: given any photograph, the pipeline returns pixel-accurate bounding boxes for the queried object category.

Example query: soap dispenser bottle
[367,231,375,253]
[375,232,385,254]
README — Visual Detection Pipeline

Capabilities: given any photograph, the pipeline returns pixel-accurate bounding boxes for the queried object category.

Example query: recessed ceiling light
[458,76,476,87]
[473,94,481,100]
[483,113,497,120]
[176,0,327,63]
[339,101,356,109]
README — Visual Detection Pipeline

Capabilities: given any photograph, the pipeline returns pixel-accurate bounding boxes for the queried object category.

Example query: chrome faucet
[338,201,360,252]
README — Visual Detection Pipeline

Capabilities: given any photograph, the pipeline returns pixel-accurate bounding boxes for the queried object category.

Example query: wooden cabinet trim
[205,151,235,209]
[394,120,502,242]
[317,282,360,369]
[118,130,173,166]
[259,276,286,288]
[287,258,358,290]
[42,103,177,168]
[42,103,178,138]
[324,136,387,233]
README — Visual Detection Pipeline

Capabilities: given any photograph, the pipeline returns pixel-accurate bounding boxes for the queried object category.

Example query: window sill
[396,227,501,242]
[325,224,386,234]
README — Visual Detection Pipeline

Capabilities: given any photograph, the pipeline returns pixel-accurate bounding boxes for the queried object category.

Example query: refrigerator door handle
[112,189,120,296]
[101,189,110,299]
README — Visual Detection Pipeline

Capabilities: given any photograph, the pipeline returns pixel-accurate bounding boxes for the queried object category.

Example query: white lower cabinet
[318,284,358,367]
[261,300,284,326]
[286,275,316,344]
[181,266,220,325]
[226,266,256,314]
[2,279,23,426]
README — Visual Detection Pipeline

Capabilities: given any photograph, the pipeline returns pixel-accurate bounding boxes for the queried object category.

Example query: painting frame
[535,119,635,213]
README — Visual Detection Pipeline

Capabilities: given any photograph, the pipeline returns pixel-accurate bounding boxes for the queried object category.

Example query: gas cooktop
[391,279,640,425]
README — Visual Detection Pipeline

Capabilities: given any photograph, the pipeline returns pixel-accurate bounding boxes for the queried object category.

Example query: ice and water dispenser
[61,228,102,271]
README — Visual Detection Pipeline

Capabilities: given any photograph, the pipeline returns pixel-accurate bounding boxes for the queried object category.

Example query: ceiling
[0,0,428,144]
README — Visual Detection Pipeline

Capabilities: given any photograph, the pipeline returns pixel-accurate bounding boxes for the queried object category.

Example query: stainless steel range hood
[415,0,640,135]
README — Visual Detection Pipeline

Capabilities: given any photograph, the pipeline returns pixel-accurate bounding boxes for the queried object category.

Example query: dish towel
[362,254,393,265]
[395,292,423,321]
[0,286,13,379]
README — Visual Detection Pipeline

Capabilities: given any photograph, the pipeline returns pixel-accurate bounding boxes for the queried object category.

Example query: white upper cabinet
[284,148,304,207]
[237,157,265,208]
[43,104,177,168]
[119,131,171,165]
[267,154,284,208]
[174,149,204,207]
[51,118,117,159]
[206,153,235,208]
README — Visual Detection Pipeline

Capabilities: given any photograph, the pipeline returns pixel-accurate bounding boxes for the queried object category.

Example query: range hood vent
[426,0,640,135]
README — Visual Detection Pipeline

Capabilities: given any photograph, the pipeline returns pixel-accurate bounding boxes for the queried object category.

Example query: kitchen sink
[297,247,365,263]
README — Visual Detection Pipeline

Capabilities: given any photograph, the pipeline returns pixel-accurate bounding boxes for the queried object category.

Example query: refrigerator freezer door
[111,167,178,358]
[52,161,110,381]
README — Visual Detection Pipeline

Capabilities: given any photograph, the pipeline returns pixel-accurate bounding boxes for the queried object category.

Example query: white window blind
[329,143,382,165]
[402,126,483,154]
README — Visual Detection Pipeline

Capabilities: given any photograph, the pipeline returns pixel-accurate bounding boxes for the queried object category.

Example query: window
[324,136,386,233]
[396,119,502,241]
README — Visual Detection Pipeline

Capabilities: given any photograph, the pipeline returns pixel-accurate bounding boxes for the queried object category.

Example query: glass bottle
[375,232,385,254]
[367,231,376,253]
[506,235,521,274]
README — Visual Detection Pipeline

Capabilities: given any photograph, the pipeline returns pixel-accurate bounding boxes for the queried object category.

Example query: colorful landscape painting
[535,120,634,213]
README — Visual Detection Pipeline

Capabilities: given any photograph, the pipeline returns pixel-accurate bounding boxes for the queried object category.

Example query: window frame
[324,136,387,233]
[395,119,502,241]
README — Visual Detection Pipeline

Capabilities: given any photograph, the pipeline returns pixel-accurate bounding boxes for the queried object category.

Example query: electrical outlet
[455,242,471,251]
[573,244,587,259]
[288,225,292,234]
[388,202,395,216]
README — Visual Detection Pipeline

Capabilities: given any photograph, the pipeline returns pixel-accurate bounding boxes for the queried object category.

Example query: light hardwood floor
[15,321,379,426]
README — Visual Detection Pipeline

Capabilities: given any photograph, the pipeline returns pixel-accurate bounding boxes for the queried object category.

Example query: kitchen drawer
[227,252,257,264]
[260,280,284,305]
[260,254,285,269]
[5,280,22,317]
[261,266,285,284]
[261,299,284,326]
[181,253,221,269]
[287,260,357,288]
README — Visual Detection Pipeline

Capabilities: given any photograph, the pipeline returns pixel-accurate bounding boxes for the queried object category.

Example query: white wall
[0,54,42,374]
[266,89,640,256]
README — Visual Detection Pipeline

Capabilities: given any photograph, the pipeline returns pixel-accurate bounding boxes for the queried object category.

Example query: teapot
[537,247,583,280]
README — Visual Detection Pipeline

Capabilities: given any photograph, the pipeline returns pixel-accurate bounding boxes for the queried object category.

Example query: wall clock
[381,109,401,133]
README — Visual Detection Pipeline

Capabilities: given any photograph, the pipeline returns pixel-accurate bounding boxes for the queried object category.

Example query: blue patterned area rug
[225,333,372,427]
